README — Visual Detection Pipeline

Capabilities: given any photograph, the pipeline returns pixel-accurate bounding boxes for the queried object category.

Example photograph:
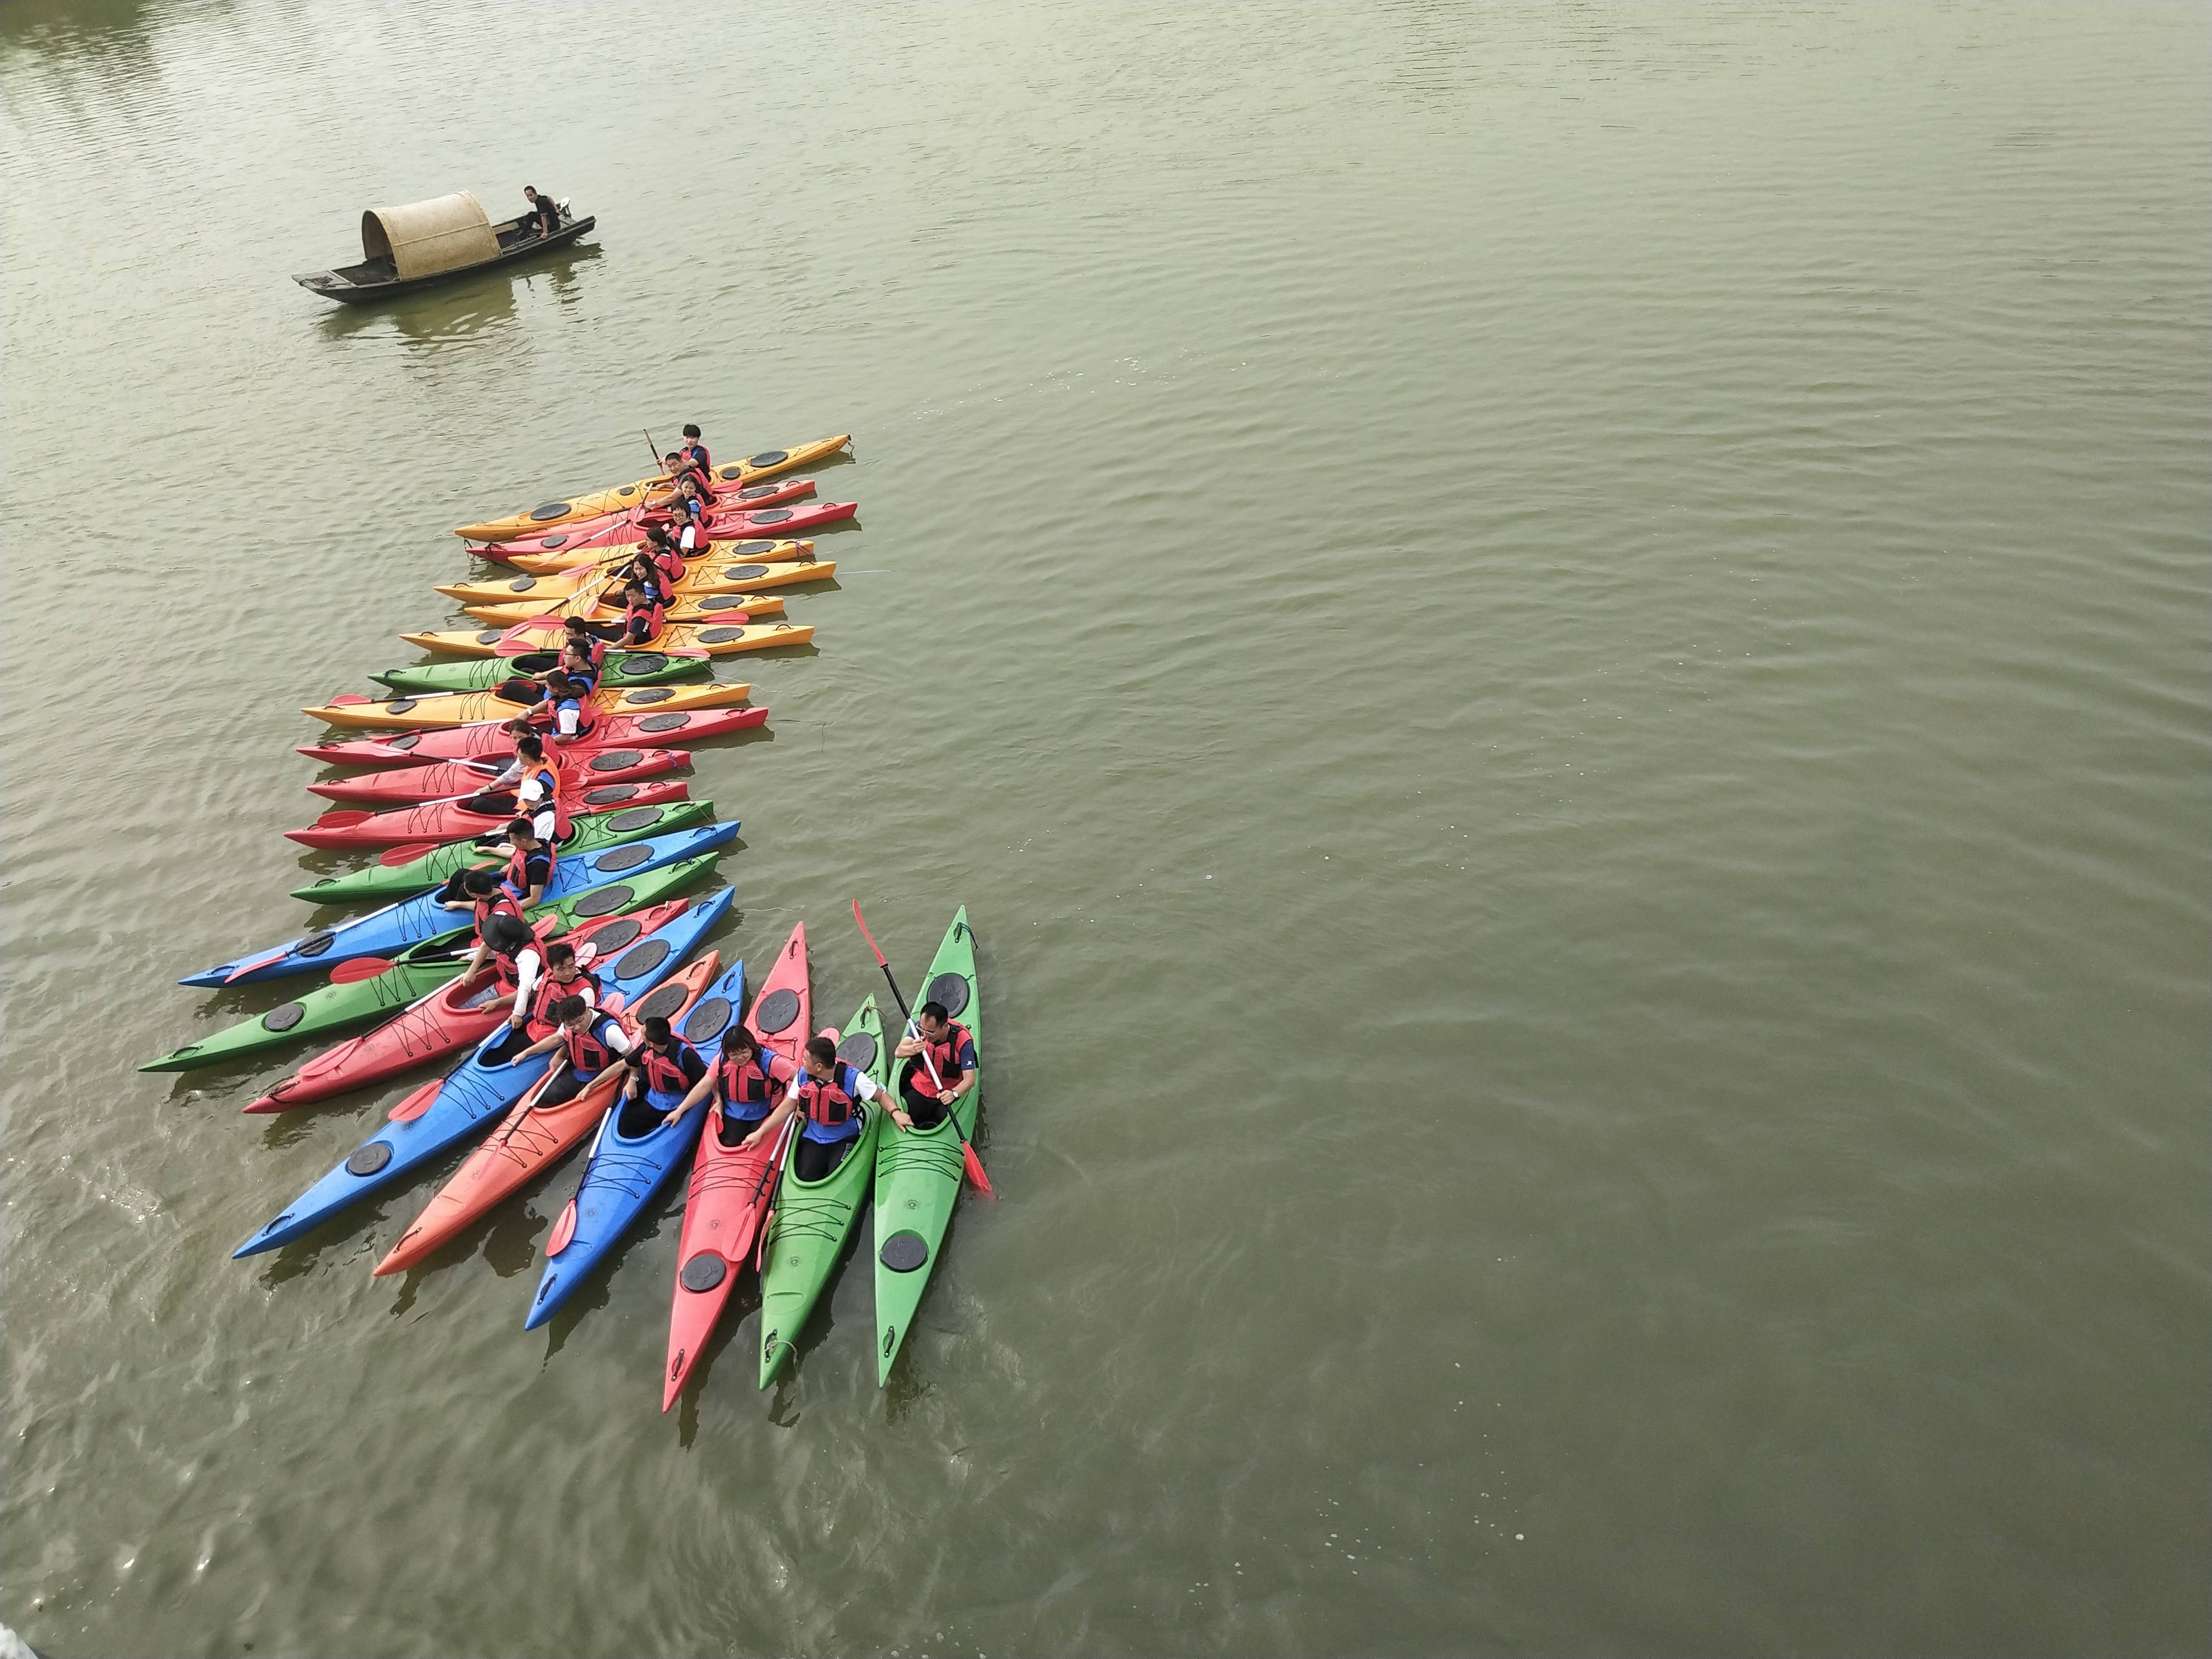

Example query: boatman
[508,992,635,1109]
[671,476,716,551]
[522,185,560,239]
[891,1001,978,1131]
[677,424,711,478]
[665,450,712,499]
[612,1015,710,1137]
[744,1033,897,1181]
[639,526,688,592]
[468,731,565,834]
[672,1023,803,1152]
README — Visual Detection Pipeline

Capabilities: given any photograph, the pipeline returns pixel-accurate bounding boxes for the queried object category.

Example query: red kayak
[464,477,816,559]
[241,903,685,1114]
[471,498,857,565]
[286,778,690,851]
[307,746,689,806]
[297,706,769,769]
[661,919,811,1409]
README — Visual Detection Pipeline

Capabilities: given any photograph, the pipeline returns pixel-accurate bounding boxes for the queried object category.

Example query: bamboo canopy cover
[360,191,499,280]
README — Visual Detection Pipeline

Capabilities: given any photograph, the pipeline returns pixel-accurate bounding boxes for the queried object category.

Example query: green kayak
[142,851,725,1072]
[371,646,710,695]
[871,907,981,1385]
[288,799,715,906]
[758,995,886,1388]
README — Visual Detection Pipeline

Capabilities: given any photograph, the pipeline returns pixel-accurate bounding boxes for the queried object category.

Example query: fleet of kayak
[173,426,995,1403]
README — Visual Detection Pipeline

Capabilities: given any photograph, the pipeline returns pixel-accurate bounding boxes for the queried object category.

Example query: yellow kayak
[503,535,817,578]
[402,621,815,660]
[304,680,751,730]
[453,435,851,540]
[435,555,832,610]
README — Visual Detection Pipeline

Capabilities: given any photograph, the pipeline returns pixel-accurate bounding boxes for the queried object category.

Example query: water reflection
[309,241,605,346]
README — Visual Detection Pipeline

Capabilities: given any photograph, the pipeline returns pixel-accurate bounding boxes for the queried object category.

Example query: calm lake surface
[4,4,2206,1655]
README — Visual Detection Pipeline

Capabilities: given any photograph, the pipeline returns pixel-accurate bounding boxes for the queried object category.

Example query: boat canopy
[360,191,498,280]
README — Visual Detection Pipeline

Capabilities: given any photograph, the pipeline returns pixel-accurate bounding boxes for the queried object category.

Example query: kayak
[872,907,983,1385]
[141,850,723,1072]
[302,680,751,731]
[239,898,695,1114]
[370,953,724,1276]
[232,891,733,1254]
[661,921,811,1408]
[286,777,690,851]
[461,476,816,557]
[289,798,714,906]
[503,537,814,579]
[372,650,711,696]
[433,550,832,608]
[298,707,767,768]
[451,592,785,629]
[407,622,812,662]
[453,435,850,540]
[758,996,886,1390]
[468,498,854,563]
[182,820,738,986]
[522,955,754,1330]
[482,500,856,567]
[306,746,689,807]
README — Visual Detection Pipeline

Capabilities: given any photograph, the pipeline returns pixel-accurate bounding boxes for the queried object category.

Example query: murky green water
[4,4,2207,1655]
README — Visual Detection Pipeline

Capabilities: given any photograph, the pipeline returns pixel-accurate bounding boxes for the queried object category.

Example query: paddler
[744,1033,897,1180]
[469,731,565,833]
[454,910,542,1031]
[640,524,688,592]
[507,992,635,1109]
[891,1001,978,1130]
[562,616,608,672]
[669,1024,803,1151]
[611,1014,709,1137]
[671,476,716,551]
[481,937,595,1064]
[676,424,711,478]
[664,449,712,498]
[528,671,600,744]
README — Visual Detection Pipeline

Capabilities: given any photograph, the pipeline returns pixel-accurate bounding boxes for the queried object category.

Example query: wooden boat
[293,190,596,305]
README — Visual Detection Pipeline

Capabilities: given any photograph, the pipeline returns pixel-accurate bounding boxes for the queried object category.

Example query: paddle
[751,1115,802,1272]
[849,901,993,1197]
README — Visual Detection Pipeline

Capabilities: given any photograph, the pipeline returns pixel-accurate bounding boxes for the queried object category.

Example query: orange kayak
[435,554,832,610]
[453,435,851,540]
[303,681,751,730]
[505,537,815,579]
[371,952,723,1277]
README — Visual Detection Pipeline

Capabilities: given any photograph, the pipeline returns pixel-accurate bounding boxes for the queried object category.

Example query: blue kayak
[520,957,747,1330]
[183,822,740,987]
[232,890,733,1259]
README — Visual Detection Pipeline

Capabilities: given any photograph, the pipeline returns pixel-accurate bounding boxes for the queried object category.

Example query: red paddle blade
[222,942,304,983]
[388,1078,445,1123]
[314,809,374,829]
[850,900,888,967]
[329,956,398,984]
[498,613,567,646]
[377,840,442,866]
[327,693,372,707]
[546,1197,579,1257]
[962,1138,996,1199]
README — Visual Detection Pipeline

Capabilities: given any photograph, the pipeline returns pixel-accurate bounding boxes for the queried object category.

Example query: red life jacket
[650,546,686,591]
[569,634,607,670]
[473,891,527,936]
[680,441,711,478]
[624,592,664,640]
[635,1040,696,1098]
[488,938,540,997]
[526,969,592,1035]
[563,1014,624,1077]
[717,1052,777,1109]
[505,838,555,900]
[794,1068,855,1132]
[910,1021,974,1090]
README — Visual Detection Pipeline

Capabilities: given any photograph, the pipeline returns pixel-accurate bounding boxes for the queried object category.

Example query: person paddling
[562,617,608,673]
[676,424,711,478]
[671,476,716,551]
[891,1000,978,1130]
[471,731,565,833]
[640,524,687,592]
[612,1015,709,1137]
[526,672,600,744]
[745,1032,895,1180]
[456,911,544,1037]
[508,992,635,1109]
[670,1024,802,1151]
